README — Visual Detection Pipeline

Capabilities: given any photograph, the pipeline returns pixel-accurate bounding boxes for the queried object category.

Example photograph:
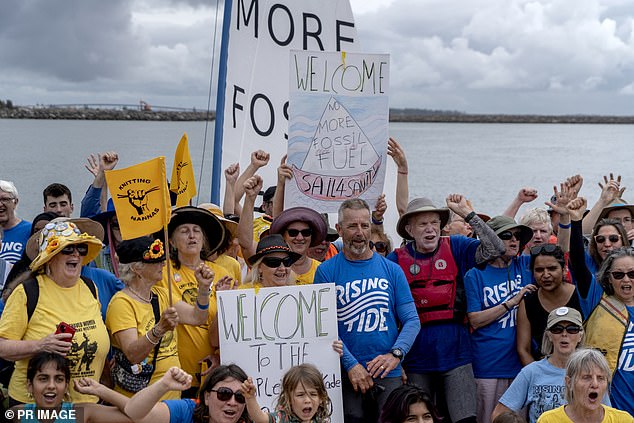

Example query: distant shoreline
[2,106,634,124]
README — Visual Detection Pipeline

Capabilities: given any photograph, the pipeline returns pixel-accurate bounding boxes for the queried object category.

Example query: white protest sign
[217,0,360,193]
[217,284,343,422]
[285,50,390,212]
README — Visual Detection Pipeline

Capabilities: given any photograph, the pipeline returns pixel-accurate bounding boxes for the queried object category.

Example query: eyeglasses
[209,387,246,404]
[286,228,312,238]
[0,197,15,205]
[548,324,582,334]
[261,256,294,268]
[594,234,621,244]
[530,244,558,255]
[499,231,521,241]
[60,244,89,256]
[369,241,388,253]
[610,270,634,280]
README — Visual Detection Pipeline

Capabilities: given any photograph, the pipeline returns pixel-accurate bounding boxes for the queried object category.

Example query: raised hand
[244,175,263,199]
[160,367,192,392]
[567,197,588,222]
[446,193,473,218]
[598,173,623,204]
[277,154,293,183]
[224,163,240,185]
[373,194,387,222]
[387,137,408,173]
[195,263,215,292]
[516,187,538,204]
[251,150,270,169]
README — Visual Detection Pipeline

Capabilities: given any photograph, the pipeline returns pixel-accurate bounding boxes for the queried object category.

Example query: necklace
[127,286,152,303]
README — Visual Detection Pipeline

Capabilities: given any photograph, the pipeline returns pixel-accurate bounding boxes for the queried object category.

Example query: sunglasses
[499,231,522,241]
[261,256,294,268]
[286,228,312,238]
[594,234,621,244]
[369,241,388,253]
[210,387,246,404]
[610,270,634,280]
[548,324,582,334]
[530,244,558,255]
[60,244,89,256]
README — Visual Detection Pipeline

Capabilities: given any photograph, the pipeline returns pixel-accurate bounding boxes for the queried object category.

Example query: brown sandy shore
[2,106,634,123]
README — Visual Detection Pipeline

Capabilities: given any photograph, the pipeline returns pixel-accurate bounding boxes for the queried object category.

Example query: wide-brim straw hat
[246,234,302,266]
[29,219,103,271]
[198,203,238,241]
[397,198,450,240]
[168,206,226,254]
[269,207,327,247]
[598,198,634,222]
[486,215,533,249]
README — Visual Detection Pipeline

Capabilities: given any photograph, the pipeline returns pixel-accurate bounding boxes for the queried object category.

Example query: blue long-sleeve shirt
[314,252,420,377]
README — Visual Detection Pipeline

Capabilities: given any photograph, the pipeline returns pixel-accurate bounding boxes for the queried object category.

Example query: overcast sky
[3,0,634,114]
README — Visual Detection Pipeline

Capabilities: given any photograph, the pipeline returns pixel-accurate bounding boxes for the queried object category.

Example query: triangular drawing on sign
[300,97,379,175]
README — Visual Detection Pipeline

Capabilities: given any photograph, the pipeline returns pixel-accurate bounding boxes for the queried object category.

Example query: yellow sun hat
[29,220,103,271]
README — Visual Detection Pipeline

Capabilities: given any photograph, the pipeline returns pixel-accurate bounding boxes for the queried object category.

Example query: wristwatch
[390,348,404,361]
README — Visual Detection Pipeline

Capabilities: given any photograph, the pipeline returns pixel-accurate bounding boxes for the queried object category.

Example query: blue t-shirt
[164,398,196,423]
[386,236,481,372]
[465,255,533,378]
[577,277,634,415]
[0,220,32,264]
[611,305,634,415]
[314,252,420,378]
[81,266,124,321]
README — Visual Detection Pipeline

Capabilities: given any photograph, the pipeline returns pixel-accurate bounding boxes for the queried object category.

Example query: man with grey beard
[314,198,420,423]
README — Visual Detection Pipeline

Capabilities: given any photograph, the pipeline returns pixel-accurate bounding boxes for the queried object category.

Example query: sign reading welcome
[218,284,343,421]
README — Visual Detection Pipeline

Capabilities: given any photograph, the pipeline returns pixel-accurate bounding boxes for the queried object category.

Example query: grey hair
[565,349,611,404]
[541,324,584,356]
[596,247,634,296]
[337,199,370,225]
[519,207,552,234]
[117,262,144,285]
[0,180,18,199]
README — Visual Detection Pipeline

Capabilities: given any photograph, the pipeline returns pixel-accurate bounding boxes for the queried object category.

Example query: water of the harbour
[0,119,631,222]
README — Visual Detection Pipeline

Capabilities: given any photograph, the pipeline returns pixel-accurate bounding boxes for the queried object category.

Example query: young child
[241,363,333,423]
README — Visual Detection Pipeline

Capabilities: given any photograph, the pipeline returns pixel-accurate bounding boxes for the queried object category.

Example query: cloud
[3,0,634,113]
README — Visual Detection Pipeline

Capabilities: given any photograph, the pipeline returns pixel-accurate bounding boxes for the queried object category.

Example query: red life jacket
[395,237,462,324]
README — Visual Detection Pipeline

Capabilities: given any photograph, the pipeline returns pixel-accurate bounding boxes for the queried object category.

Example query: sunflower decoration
[144,239,165,261]
[45,236,60,254]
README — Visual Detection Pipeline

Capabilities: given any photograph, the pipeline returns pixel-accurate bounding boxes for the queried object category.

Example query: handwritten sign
[286,50,390,211]
[217,0,359,198]
[218,284,343,422]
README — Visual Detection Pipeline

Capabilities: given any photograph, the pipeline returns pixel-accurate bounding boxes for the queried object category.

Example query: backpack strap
[23,278,39,322]
[24,275,98,321]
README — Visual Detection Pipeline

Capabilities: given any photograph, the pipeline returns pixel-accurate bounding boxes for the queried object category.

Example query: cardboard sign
[218,284,343,421]
[286,50,390,211]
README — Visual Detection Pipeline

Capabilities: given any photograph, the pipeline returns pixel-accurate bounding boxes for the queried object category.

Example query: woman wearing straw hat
[158,206,235,397]
[0,220,110,405]
[106,236,214,400]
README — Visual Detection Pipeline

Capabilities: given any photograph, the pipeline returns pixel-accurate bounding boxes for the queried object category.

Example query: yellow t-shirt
[295,258,319,285]
[158,261,230,387]
[0,275,110,403]
[105,286,180,400]
[213,254,242,284]
[537,405,634,423]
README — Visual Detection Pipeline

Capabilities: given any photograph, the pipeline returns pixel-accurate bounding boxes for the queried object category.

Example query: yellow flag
[170,133,197,207]
[105,157,170,240]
